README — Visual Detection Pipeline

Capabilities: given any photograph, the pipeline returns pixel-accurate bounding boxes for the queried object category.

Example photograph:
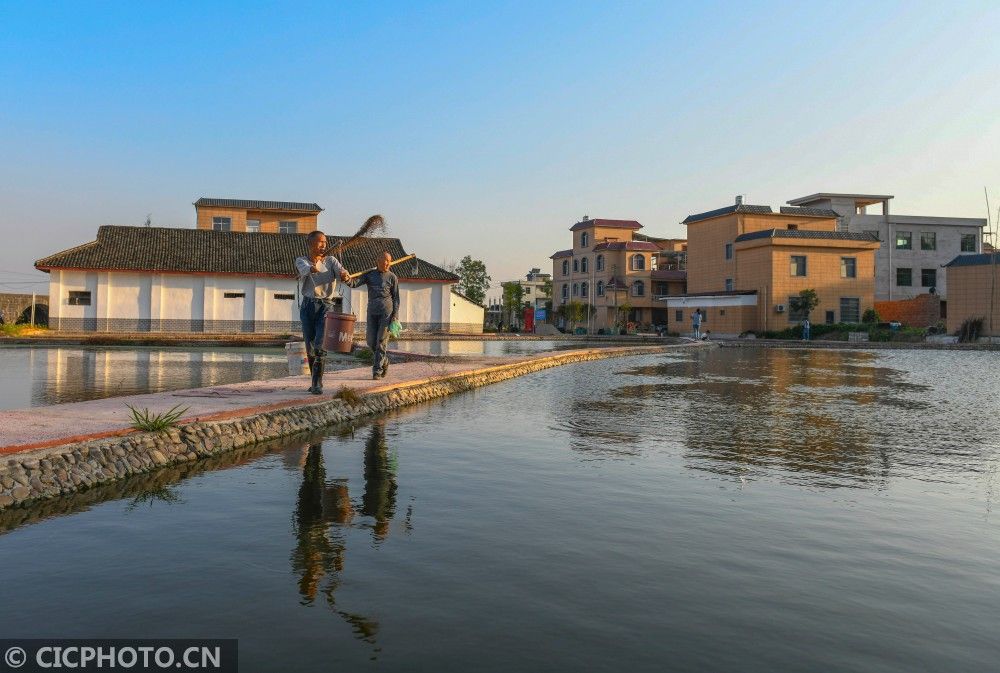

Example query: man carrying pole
[348,251,400,380]
[296,231,351,394]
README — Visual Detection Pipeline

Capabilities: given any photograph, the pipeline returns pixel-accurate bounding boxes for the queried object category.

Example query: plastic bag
[388,320,403,338]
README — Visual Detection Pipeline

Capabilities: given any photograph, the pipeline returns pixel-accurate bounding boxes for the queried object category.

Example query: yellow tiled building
[944,253,1000,336]
[194,198,321,234]
[666,199,880,335]
[550,218,687,332]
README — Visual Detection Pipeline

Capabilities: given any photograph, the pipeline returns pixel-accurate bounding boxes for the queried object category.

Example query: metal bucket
[285,341,308,375]
[322,312,357,354]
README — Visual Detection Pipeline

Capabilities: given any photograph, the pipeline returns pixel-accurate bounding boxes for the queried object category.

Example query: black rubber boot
[311,354,325,394]
[307,356,317,393]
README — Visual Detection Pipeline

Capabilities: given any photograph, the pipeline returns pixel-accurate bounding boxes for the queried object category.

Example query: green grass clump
[125,403,189,432]
[355,347,374,363]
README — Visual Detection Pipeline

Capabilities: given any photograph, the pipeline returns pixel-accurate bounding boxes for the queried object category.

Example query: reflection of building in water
[26,347,286,406]
[670,349,890,486]
[290,424,399,648]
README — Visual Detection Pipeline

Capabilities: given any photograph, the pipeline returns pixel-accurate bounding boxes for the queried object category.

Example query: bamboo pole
[346,254,417,280]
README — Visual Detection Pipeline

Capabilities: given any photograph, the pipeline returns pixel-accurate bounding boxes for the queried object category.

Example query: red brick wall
[874,294,941,326]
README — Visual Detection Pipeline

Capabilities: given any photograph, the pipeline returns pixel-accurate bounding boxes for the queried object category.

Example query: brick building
[944,253,1000,337]
[194,198,321,234]
[665,198,879,336]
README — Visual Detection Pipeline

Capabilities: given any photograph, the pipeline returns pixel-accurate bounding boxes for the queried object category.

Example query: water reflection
[290,423,400,654]
[550,348,999,489]
[0,346,290,409]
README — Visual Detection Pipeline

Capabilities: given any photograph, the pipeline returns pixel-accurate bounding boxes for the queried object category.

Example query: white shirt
[295,255,346,300]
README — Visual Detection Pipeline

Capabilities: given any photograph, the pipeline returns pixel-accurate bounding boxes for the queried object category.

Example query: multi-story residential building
[510,268,552,312]
[664,198,879,336]
[194,197,322,234]
[786,193,986,301]
[550,217,686,332]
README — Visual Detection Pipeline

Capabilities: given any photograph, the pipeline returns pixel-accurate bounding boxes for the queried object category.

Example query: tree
[557,300,590,331]
[454,256,490,305]
[540,278,552,298]
[501,282,524,327]
[789,289,819,319]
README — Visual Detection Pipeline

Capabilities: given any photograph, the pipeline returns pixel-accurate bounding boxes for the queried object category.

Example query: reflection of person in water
[289,423,400,647]
[362,423,397,541]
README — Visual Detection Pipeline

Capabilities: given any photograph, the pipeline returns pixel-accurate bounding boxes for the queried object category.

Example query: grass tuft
[125,403,189,432]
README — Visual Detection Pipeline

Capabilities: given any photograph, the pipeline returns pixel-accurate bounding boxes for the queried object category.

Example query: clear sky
[1,1,998,301]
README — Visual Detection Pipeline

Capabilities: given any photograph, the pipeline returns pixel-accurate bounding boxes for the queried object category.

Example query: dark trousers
[300,298,334,361]
[367,313,391,375]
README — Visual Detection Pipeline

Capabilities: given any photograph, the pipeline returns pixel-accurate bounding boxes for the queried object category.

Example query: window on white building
[581,232,589,247]
[274,293,295,300]
[68,291,91,306]
[581,257,588,273]
[596,255,604,271]
[581,281,589,297]
[562,260,569,275]
[597,280,605,296]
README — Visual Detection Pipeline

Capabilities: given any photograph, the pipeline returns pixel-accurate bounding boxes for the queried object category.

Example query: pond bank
[0,343,691,509]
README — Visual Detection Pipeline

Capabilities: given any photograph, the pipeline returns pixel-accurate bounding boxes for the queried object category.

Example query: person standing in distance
[348,251,399,380]
[296,231,350,394]
[692,308,703,339]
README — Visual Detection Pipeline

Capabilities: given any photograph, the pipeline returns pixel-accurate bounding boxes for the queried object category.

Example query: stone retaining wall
[0,345,672,510]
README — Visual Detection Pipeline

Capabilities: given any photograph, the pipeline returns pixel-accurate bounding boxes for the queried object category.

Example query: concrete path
[0,354,534,455]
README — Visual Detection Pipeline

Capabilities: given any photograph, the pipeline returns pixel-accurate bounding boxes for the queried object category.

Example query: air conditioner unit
[775,304,786,313]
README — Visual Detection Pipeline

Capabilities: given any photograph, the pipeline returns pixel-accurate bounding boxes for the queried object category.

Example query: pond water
[0,346,291,410]
[2,348,999,672]
[390,338,592,356]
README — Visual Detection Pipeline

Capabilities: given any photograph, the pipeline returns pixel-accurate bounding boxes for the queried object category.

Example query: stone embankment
[0,345,682,510]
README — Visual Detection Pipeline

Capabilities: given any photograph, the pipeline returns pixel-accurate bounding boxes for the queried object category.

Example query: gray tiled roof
[682,204,773,224]
[35,226,457,282]
[550,249,574,259]
[195,198,323,212]
[779,206,840,218]
[734,229,880,243]
[944,253,1000,267]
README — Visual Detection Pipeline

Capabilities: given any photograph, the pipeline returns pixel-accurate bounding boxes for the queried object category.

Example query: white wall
[47,270,465,332]
[450,291,485,332]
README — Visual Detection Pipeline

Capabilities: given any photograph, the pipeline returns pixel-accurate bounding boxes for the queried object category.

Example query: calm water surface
[2,348,999,672]
[0,345,354,410]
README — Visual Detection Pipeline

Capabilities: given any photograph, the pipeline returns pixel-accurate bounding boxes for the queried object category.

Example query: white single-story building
[35,225,484,334]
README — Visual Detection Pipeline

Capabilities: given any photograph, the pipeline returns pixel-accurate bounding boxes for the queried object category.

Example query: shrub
[957,317,984,343]
[862,308,880,324]
[125,403,189,432]
[354,347,374,363]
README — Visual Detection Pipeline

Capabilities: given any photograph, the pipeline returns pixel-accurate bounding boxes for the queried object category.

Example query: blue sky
[1,0,998,298]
